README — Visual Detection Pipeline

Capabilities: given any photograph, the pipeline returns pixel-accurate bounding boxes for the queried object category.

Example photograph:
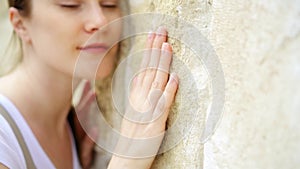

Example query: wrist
[108,155,154,169]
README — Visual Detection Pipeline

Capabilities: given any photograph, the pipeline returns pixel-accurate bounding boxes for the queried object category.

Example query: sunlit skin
[21,0,122,80]
[0,0,121,168]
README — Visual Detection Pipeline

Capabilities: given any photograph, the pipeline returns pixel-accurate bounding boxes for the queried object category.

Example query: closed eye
[60,4,81,9]
[101,3,117,8]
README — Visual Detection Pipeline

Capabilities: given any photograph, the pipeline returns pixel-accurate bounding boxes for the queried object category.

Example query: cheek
[106,20,123,47]
[105,10,123,38]
[28,22,65,57]
[27,11,81,71]
[28,4,80,52]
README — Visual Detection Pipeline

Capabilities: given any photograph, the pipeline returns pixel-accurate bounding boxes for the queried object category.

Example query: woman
[0,0,178,169]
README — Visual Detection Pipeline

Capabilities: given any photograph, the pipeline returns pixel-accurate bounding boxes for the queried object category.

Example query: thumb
[80,127,98,169]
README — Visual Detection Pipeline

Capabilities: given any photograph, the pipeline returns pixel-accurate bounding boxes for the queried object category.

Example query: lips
[78,43,109,54]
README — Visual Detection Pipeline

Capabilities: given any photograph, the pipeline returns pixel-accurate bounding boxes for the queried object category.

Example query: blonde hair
[0,0,30,76]
[0,32,22,76]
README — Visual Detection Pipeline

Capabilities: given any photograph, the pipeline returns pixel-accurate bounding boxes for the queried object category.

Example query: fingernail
[85,80,90,85]
[157,26,167,36]
[148,31,154,40]
[162,42,169,50]
[90,91,97,98]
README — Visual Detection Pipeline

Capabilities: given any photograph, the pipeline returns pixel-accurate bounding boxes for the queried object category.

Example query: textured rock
[129,0,300,169]
[204,0,300,169]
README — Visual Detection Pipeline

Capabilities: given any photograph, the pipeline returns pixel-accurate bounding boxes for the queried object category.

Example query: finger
[145,43,172,115]
[80,80,92,103]
[80,127,98,169]
[153,73,178,123]
[74,91,96,141]
[142,27,168,96]
[73,115,85,142]
[136,32,155,87]
[148,27,168,67]
[140,32,155,69]
[151,42,172,91]
[76,90,96,119]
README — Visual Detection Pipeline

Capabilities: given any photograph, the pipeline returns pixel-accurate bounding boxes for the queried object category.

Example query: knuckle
[151,81,163,90]
[143,73,155,84]
[157,102,166,113]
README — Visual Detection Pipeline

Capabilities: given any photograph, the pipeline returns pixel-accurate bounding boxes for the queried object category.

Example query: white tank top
[0,94,82,169]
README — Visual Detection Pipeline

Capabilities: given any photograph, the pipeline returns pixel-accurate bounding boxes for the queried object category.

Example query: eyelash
[60,4,81,9]
[101,4,117,8]
[60,3,117,9]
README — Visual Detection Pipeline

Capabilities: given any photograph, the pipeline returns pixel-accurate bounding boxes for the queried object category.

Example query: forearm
[106,135,163,169]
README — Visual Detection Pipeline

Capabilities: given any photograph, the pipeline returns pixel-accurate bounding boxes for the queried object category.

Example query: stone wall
[129,0,300,169]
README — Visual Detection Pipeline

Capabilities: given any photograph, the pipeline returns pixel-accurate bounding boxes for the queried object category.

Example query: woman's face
[21,0,122,79]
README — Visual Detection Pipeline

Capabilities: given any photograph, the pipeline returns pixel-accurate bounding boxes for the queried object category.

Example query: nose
[84,5,107,33]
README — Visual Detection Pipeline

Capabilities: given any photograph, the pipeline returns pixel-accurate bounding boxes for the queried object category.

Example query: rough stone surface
[204,0,300,169]
[129,0,300,169]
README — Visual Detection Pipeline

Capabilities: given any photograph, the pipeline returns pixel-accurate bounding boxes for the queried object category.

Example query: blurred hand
[73,81,98,169]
